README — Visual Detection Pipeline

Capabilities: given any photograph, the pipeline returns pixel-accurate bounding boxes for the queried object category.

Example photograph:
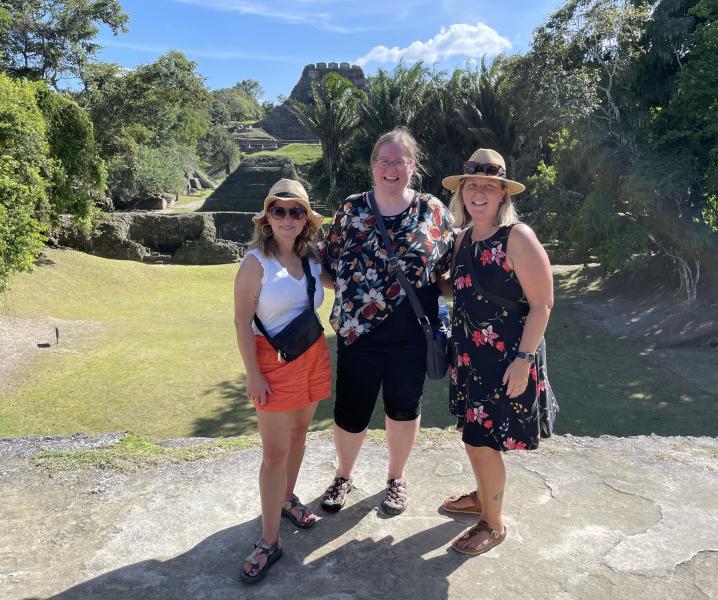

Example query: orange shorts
[253,334,332,412]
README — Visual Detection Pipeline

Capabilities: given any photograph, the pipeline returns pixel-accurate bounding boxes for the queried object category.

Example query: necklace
[277,255,303,278]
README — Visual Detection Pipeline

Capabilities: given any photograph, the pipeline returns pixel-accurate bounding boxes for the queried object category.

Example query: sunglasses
[268,205,307,220]
[463,161,506,177]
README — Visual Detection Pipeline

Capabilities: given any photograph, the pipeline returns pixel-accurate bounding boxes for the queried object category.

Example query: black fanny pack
[253,257,324,362]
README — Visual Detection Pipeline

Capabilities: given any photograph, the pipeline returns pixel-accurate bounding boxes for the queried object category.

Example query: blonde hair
[370,127,425,188]
[248,210,320,261]
[448,179,519,228]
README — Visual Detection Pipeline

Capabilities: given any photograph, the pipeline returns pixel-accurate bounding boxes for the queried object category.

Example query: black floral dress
[449,225,541,452]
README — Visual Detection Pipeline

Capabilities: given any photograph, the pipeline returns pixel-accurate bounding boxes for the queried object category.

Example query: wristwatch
[515,351,536,365]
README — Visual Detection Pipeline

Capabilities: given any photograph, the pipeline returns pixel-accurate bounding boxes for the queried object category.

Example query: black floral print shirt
[321,191,455,345]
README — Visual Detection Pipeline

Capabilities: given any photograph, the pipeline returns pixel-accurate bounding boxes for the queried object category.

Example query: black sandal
[240,537,283,584]
[281,493,316,529]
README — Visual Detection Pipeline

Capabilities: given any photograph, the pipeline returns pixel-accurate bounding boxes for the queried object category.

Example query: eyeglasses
[464,161,506,177]
[373,158,413,169]
[268,205,307,220]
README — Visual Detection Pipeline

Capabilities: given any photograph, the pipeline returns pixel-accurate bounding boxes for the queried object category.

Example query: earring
[261,223,273,237]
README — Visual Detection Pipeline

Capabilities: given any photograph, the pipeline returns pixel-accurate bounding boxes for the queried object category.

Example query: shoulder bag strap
[366,191,432,333]
[301,256,316,308]
[459,226,529,316]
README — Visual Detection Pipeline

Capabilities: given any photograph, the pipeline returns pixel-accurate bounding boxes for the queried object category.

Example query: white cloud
[355,22,511,66]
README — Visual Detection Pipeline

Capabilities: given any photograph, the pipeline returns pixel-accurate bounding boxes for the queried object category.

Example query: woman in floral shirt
[440,148,553,556]
[319,128,454,515]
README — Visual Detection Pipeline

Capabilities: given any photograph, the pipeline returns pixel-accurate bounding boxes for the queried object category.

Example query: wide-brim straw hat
[442,148,525,196]
[252,178,323,228]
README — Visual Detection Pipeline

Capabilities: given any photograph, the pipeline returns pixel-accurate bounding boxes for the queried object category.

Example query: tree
[199,124,239,174]
[0,73,50,290]
[85,50,211,157]
[0,0,128,88]
[505,0,716,300]
[212,86,263,122]
[107,142,195,205]
[234,79,264,102]
[35,86,106,222]
[290,72,360,200]
[358,62,431,147]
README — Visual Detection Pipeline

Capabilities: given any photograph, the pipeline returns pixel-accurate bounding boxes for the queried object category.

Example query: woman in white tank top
[234,179,331,584]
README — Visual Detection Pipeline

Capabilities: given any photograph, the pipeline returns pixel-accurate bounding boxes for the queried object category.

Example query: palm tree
[290,72,360,200]
[358,61,432,144]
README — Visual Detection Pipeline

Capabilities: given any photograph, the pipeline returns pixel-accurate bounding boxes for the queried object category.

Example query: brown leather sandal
[451,520,507,556]
[441,491,482,515]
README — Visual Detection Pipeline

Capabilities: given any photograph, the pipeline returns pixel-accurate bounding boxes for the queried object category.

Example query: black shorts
[334,287,439,433]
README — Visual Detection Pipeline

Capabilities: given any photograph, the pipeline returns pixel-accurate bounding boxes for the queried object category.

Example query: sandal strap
[283,494,314,523]
[245,537,280,566]
[385,478,407,503]
[461,520,502,540]
[323,477,352,500]
[445,490,477,503]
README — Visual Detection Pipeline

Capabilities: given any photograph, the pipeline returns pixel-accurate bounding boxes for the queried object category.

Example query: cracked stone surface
[0,433,716,600]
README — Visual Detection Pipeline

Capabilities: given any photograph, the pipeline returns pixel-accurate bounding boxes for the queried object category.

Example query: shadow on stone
[45,490,462,600]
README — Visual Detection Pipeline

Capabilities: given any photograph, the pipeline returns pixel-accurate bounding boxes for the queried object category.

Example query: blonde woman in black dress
[441,149,553,555]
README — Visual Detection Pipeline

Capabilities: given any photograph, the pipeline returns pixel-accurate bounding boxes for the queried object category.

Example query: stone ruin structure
[258,62,368,141]
[201,154,298,212]
[53,212,252,265]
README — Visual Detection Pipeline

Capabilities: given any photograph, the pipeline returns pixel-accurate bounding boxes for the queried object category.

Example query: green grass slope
[1,250,715,439]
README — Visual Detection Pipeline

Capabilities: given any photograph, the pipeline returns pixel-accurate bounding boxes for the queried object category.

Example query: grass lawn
[1,250,714,439]
[250,143,322,166]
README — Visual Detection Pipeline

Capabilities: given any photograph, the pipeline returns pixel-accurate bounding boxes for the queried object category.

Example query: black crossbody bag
[366,192,450,380]
[457,228,559,437]
[253,257,324,363]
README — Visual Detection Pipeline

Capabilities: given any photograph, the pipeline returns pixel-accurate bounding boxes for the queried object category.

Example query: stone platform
[1,432,716,599]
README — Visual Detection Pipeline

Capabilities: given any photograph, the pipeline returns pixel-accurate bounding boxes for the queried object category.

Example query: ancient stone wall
[289,62,367,105]
[53,212,255,265]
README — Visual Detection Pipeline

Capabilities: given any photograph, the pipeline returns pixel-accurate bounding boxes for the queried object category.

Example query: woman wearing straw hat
[319,128,454,516]
[440,149,553,556]
[234,178,331,583]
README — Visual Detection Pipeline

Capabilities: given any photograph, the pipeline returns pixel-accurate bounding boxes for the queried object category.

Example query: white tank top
[245,248,324,337]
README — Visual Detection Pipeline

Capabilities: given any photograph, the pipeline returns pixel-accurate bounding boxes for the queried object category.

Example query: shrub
[0,73,51,290]
[107,143,196,204]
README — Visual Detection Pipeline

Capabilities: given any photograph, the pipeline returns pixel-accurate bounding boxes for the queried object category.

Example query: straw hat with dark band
[441,148,525,196]
[252,178,323,228]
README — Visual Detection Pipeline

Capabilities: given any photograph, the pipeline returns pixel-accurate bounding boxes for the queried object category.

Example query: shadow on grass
[547,268,718,437]
[193,375,257,437]
[193,279,716,440]
[193,332,456,438]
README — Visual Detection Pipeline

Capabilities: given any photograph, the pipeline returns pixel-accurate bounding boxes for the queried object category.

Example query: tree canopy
[0,0,128,88]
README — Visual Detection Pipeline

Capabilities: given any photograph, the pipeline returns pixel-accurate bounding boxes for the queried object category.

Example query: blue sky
[97,0,566,101]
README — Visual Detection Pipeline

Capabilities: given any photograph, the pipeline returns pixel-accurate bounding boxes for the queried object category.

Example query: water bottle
[438,299,451,338]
